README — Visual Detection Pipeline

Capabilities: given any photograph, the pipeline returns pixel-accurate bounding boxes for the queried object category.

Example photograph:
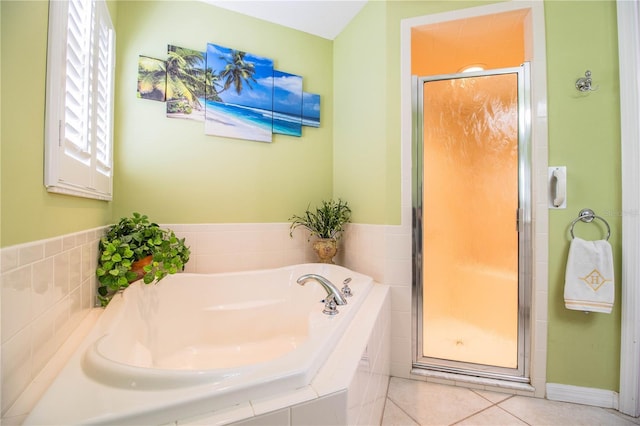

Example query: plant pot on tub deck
[96,212,190,306]
[289,199,351,264]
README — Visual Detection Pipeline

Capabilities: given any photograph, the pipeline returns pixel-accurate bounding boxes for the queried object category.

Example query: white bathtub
[24,263,374,425]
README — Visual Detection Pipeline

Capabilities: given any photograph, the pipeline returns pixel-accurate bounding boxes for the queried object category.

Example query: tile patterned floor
[381,378,640,426]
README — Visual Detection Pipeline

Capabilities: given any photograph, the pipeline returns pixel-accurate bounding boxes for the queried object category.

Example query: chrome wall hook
[576,70,599,92]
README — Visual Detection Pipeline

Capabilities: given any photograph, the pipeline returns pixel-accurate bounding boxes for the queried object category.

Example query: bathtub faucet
[296,274,347,315]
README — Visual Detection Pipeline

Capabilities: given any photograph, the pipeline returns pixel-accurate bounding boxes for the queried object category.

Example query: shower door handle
[551,167,566,207]
[549,166,567,209]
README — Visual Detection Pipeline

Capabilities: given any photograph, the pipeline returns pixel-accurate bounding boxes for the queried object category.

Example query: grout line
[451,403,497,425]
[385,396,422,426]
[466,391,533,426]
[494,403,532,426]
[379,377,390,422]
[460,389,531,426]
[450,393,533,426]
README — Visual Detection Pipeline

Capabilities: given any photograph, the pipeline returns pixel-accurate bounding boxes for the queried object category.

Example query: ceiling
[201,0,368,40]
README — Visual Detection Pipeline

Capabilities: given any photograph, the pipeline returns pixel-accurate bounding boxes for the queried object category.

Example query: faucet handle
[341,277,353,298]
[322,294,339,315]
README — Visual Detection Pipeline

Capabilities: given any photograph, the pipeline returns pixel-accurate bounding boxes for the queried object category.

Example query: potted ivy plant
[289,199,351,264]
[96,212,190,306]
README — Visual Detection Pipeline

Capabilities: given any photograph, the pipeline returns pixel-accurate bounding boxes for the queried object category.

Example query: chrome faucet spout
[296,273,347,306]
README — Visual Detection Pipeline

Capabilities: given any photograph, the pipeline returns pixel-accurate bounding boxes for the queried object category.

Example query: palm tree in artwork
[165,46,206,111]
[218,50,257,96]
[204,66,223,103]
[137,56,167,101]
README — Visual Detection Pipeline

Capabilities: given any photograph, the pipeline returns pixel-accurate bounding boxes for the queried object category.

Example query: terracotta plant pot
[130,255,153,282]
[312,238,338,264]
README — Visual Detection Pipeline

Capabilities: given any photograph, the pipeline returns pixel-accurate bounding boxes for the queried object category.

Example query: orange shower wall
[411,10,526,76]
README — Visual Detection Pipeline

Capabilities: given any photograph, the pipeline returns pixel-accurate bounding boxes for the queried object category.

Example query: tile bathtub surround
[2,223,391,424]
[163,222,404,283]
[167,223,319,274]
[1,227,106,417]
[167,222,409,282]
[0,222,385,422]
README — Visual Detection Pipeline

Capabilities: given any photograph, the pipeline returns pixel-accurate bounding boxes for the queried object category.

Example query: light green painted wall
[112,1,334,224]
[0,1,115,248]
[545,0,621,391]
[334,0,622,392]
[333,2,391,224]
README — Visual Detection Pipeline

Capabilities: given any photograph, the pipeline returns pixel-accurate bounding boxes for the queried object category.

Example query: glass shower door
[414,65,531,379]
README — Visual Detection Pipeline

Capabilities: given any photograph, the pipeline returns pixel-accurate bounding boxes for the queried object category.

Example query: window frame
[44,0,115,201]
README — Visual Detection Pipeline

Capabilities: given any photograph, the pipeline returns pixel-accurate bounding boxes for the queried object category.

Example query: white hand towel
[564,237,614,313]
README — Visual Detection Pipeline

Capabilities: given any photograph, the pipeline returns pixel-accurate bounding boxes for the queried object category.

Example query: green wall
[334,0,622,392]
[112,1,334,224]
[544,0,621,391]
[0,1,116,247]
[333,1,393,224]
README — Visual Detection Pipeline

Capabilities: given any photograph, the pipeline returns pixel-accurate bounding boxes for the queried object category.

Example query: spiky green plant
[289,199,351,240]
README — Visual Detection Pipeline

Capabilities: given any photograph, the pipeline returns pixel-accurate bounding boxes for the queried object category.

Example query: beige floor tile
[380,376,640,426]
[456,406,527,426]
[387,378,492,426]
[499,396,638,426]
[381,398,419,426]
[605,409,640,425]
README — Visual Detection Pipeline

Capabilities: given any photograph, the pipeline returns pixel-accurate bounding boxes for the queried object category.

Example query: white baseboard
[546,383,619,409]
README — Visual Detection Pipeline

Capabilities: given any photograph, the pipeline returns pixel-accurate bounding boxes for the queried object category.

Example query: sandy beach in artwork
[204,103,272,143]
[166,108,206,122]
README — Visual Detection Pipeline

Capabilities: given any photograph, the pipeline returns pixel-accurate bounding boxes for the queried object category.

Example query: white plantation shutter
[92,0,115,193]
[64,0,91,155]
[45,0,115,200]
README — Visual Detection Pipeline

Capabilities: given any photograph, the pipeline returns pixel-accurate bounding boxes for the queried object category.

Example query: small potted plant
[96,212,190,306]
[289,199,351,264]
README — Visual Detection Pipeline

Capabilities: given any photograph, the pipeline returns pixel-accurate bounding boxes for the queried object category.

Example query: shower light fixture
[459,64,486,73]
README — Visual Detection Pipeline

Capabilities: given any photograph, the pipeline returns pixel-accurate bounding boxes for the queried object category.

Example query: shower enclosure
[412,64,531,381]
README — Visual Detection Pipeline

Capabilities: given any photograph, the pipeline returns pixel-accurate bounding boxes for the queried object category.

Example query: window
[44,0,115,200]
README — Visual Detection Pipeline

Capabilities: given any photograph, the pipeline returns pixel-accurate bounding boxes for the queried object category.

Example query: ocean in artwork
[273,110,306,136]
[302,114,320,128]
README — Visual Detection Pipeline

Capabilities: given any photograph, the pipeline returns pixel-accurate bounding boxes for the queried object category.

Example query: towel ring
[569,208,611,241]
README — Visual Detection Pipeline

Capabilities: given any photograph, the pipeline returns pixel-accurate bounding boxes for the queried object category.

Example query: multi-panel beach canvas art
[138,43,320,143]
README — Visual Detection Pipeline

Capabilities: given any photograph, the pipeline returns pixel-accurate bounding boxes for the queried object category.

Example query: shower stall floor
[423,316,517,368]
